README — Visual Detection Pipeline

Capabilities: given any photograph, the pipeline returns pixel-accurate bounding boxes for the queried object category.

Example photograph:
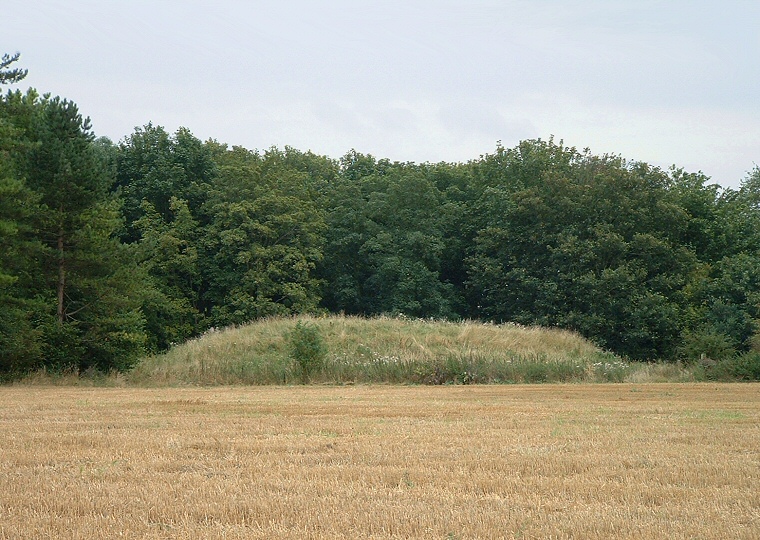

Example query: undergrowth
[11,315,758,386]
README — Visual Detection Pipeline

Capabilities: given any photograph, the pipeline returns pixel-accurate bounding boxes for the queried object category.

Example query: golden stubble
[0,384,758,539]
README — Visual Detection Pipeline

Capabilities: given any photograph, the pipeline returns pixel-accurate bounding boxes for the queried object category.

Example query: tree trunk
[57,227,65,325]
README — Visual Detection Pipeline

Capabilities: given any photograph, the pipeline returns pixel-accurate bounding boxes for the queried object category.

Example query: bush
[677,330,736,364]
[720,352,760,381]
[287,321,328,383]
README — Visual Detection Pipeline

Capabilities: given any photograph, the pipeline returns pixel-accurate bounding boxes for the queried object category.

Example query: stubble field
[0,384,758,539]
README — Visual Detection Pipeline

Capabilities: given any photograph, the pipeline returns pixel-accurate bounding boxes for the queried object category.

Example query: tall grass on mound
[126,315,629,386]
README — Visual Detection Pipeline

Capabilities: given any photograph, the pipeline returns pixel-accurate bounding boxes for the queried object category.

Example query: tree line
[3,54,760,375]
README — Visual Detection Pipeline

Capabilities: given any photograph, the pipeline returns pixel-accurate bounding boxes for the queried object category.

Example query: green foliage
[287,321,328,383]
[697,352,760,382]
[0,89,148,375]
[320,155,457,319]
[113,131,332,352]
[4,73,760,377]
[202,145,326,327]
[0,116,44,372]
[0,52,27,85]
[678,330,737,364]
[134,197,204,351]
[38,321,86,372]
[465,141,718,360]
[722,352,760,381]
[115,124,218,352]
[115,124,216,242]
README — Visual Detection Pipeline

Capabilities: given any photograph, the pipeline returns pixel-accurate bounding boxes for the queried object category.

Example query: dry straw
[1,384,758,539]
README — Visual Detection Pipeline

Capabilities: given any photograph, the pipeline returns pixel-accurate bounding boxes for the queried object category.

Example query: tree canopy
[2,53,759,375]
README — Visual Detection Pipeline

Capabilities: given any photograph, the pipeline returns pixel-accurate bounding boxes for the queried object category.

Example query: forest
[2,52,760,377]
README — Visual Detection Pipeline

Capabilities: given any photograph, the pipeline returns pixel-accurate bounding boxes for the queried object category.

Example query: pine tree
[1,90,147,373]
[0,52,27,85]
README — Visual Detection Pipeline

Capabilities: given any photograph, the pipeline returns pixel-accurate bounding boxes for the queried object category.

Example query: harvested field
[0,384,758,539]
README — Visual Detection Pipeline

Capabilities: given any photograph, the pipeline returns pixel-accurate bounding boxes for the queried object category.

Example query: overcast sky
[6,0,760,188]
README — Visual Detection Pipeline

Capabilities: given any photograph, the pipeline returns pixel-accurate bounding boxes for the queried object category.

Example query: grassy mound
[126,315,635,386]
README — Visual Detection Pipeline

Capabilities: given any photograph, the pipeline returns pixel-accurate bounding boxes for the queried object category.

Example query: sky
[5,0,760,188]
